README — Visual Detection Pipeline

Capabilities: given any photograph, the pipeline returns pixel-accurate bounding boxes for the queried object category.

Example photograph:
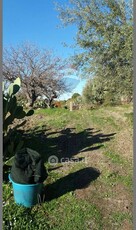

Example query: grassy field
[3,104,133,230]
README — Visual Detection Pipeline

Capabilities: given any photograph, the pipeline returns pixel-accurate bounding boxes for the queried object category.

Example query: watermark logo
[48,155,87,165]
[48,155,58,165]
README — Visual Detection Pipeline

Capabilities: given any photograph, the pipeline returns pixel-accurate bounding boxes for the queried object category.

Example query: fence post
[70,101,73,111]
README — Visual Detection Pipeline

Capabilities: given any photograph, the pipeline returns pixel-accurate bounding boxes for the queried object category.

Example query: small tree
[71,93,81,100]
[3,43,68,108]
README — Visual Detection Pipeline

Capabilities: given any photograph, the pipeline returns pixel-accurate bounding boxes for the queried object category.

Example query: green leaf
[4,156,15,166]
[15,110,26,119]
[13,77,21,87]
[8,83,20,96]
[7,77,21,96]
[15,140,24,153]
[3,97,9,120]
[8,96,17,114]
[7,142,14,154]
[3,115,14,133]
[26,109,34,116]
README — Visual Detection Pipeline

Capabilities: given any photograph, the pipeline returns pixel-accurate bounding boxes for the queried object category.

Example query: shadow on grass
[22,126,116,163]
[41,167,100,202]
[3,126,115,183]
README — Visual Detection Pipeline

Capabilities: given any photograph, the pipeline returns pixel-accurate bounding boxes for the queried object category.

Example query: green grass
[91,114,117,127]
[124,112,133,125]
[3,184,103,230]
[3,105,133,229]
[102,170,132,190]
[110,211,132,227]
[104,151,125,165]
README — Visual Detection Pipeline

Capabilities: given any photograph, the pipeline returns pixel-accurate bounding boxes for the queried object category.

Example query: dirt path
[53,108,133,229]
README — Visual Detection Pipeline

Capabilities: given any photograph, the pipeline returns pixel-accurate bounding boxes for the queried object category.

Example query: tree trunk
[44,98,53,108]
[26,91,37,108]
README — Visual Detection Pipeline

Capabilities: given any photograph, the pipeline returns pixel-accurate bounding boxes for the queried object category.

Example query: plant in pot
[9,147,48,208]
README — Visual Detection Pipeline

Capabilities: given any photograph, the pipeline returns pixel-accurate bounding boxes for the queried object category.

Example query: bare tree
[3,43,68,107]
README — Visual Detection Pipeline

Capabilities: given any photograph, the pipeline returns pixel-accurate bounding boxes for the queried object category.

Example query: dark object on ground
[10,148,48,184]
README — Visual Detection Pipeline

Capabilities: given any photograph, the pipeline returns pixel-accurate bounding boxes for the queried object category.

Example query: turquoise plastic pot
[9,174,43,208]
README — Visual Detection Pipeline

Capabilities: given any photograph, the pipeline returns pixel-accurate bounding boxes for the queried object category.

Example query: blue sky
[3,0,87,99]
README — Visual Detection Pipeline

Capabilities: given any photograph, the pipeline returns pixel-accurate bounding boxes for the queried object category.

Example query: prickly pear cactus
[3,77,34,163]
[3,77,34,133]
